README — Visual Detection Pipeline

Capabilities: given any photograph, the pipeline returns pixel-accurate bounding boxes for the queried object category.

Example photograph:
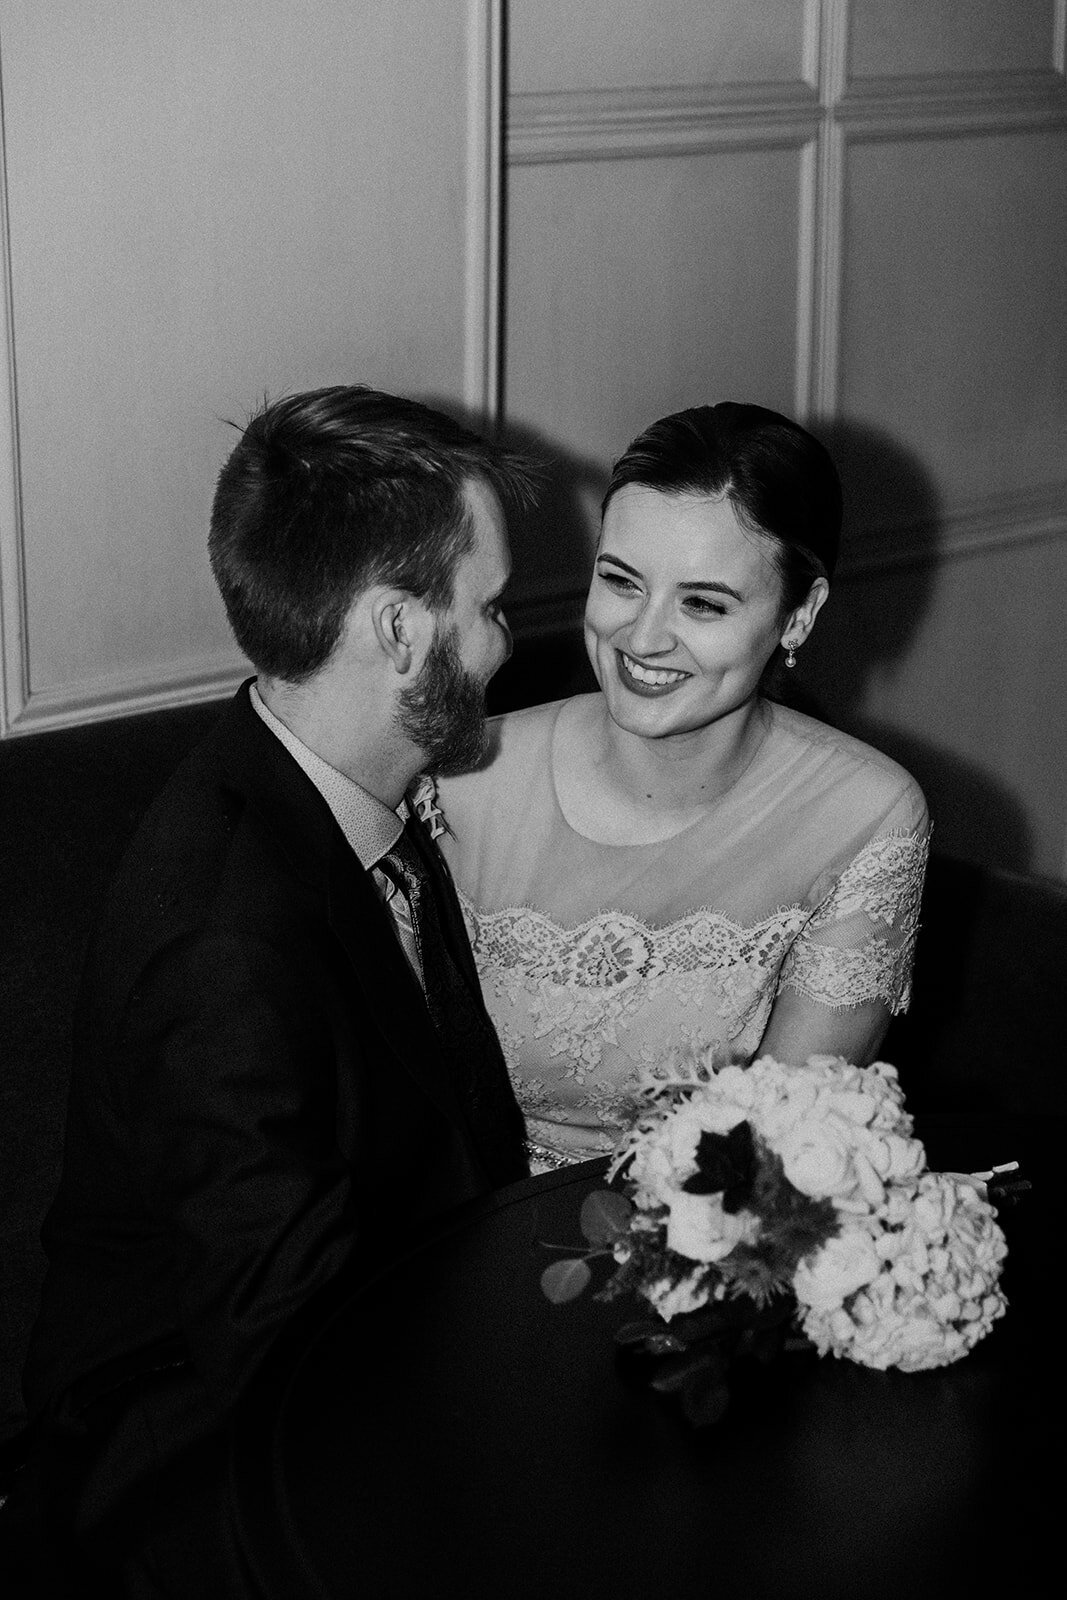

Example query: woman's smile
[585,484,789,742]
[615,649,691,696]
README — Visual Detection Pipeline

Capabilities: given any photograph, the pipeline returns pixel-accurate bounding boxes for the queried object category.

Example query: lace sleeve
[778,821,930,1015]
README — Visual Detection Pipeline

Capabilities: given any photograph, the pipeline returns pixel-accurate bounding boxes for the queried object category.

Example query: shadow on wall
[782,418,1033,873]
[423,396,604,711]
[493,417,607,709]
[423,398,1031,871]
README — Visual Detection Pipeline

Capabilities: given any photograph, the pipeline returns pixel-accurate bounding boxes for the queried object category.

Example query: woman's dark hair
[602,402,841,619]
[209,385,536,682]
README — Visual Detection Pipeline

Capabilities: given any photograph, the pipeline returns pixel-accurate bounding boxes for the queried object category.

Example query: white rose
[825,1089,878,1127]
[630,1141,686,1206]
[777,1117,859,1200]
[687,1097,750,1139]
[706,1064,755,1106]
[866,1131,926,1184]
[665,1191,758,1263]
[854,1301,967,1372]
[794,1228,882,1313]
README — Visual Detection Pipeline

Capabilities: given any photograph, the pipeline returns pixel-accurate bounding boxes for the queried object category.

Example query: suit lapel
[404,809,485,1001]
[323,835,469,1130]
[213,684,470,1132]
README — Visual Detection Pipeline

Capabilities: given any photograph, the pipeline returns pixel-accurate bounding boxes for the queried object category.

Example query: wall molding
[0,36,28,738]
[836,481,1067,578]
[462,0,504,429]
[508,82,821,165]
[837,72,1067,138]
[0,1,506,739]
[798,0,849,421]
[507,51,1067,171]
[5,652,249,739]
[502,483,1067,640]
[792,2,850,423]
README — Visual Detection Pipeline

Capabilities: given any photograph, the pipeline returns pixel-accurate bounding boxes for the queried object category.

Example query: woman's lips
[614,649,690,698]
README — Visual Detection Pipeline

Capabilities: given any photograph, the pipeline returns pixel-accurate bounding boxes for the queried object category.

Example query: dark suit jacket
[23,683,527,1445]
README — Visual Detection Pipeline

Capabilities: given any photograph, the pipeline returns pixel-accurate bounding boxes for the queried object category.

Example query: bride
[436,403,929,1170]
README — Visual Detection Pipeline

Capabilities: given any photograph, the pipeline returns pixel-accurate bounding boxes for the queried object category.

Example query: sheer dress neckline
[547,693,775,851]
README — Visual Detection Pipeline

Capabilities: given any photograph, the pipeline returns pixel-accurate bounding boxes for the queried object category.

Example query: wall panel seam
[463,0,504,428]
[0,32,29,736]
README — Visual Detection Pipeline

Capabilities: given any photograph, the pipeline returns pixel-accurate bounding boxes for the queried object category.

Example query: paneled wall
[0,0,500,733]
[502,0,1067,878]
[2,2,1065,879]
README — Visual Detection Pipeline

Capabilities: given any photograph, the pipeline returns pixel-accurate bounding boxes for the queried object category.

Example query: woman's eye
[599,570,639,593]
[683,596,727,617]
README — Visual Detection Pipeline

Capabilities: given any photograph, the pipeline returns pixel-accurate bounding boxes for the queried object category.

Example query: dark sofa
[3,641,1065,1449]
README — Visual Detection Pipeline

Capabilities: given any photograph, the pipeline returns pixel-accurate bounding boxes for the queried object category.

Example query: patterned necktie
[380,822,526,1184]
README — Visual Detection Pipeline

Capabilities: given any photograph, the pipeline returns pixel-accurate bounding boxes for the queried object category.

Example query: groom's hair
[209,385,534,683]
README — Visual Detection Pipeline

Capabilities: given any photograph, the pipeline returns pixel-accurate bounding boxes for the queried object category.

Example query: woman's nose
[626,600,674,658]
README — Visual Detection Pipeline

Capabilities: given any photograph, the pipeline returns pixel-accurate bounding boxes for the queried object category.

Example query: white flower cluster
[796,1170,1008,1370]
[611,1051,1008,1370]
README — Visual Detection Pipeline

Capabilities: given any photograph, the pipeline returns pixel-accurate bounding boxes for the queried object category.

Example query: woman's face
[584,484,791,742]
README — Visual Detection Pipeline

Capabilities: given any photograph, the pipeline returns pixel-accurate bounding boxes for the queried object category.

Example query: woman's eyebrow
[678,579,744,602]
[598,554,743,603]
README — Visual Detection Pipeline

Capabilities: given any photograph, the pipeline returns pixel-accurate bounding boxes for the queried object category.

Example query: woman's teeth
[621,653,687,687]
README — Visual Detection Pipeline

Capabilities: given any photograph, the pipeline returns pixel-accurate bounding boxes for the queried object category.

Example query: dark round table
[232,1115,1060,1600]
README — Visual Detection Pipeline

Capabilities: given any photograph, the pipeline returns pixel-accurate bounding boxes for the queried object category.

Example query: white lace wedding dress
[437,696,929,1171]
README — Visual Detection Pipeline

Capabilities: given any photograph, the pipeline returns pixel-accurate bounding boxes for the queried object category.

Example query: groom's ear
[369,588,434,676]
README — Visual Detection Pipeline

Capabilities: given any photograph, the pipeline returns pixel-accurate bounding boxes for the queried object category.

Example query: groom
[19,385,532,1592]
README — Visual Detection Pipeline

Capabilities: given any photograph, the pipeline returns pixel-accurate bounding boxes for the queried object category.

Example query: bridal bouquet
[541,1051,1010,1425]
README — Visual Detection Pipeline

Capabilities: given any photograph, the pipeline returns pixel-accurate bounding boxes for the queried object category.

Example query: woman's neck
[554,693,770,846]
[603,695,768,801]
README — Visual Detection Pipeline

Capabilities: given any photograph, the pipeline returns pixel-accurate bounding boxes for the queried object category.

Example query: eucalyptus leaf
[540,1257,592,1304]
[614,1319,678,1348]
[579,1189,634,1246]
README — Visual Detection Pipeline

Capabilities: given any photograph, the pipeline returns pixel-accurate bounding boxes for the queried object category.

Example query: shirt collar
[249,681,405,868]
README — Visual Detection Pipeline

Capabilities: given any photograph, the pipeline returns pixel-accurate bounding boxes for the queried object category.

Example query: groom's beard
[396,623,491,777]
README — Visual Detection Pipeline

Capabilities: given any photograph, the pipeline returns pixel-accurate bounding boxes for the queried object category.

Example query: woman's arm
[756,987,894,1068]
[757,798,931,1069]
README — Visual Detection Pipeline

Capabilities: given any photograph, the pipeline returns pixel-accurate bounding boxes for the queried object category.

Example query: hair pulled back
[603,402,841,618]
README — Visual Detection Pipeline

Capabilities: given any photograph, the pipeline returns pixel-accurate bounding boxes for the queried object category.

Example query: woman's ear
[370,589,433,676]
[781,576,830,651]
